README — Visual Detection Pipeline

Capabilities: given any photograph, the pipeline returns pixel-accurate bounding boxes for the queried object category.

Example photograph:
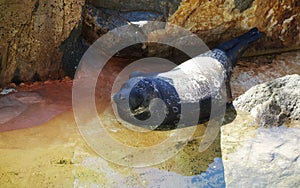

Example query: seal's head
[113,77,161,122]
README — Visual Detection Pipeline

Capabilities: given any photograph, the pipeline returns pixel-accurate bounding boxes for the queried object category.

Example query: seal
[113,27,262,130]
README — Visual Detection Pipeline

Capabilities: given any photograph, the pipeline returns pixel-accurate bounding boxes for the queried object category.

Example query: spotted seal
[113,27,262,130]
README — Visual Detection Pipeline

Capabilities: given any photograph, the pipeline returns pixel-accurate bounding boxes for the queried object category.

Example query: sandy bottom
[0,110,78,187]
[0,108,222,187]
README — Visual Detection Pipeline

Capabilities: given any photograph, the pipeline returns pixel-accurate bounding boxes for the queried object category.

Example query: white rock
[221,111,300,187]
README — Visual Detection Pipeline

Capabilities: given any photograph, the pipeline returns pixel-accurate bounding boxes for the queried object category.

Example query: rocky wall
[0,0,84,86]
[89,0,181,15]
[169,0,300,55]
[1,0,299,86]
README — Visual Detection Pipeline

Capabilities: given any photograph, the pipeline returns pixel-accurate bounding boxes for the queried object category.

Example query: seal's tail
[216,27,262,66]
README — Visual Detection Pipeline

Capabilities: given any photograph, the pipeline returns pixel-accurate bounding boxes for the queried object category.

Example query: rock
[81,3,167,58]
[233,74,300,127]
[1,0,299,85]
[169,0,300,56]
[221,74,300,187]
[221,119,300,187]
[0,0,85,86]
[82,2,169,44]
[86,0,182,42]
[89,0,181,15]
[83,0,300,60]
[0,88,17,95]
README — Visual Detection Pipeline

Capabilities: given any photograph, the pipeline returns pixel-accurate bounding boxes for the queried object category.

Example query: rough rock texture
[82,1,178,45]
[1,0,300,86]
[89,0,181,15]
[221,115,300,187]
[222,74,300,187]
[169,0,300,55]
[0,0,85,86]
[233,74,300,127]
[82,4,164,57]
[83,0,300,60]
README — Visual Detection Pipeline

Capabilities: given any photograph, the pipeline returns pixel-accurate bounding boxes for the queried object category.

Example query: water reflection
[89,103,238,187]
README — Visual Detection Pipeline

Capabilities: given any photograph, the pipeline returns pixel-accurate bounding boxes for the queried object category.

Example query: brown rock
[169,0,300,56]
[0,0,84,86]
[89,0,181,16]
[1,0,299,87]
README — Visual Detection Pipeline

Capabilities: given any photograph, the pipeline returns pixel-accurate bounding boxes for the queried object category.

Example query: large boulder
[83,0,300,58]
[170,0,300,56]
[221,74,300,187]
[0,0,85,86]
[234,74,300,127]
[84,0,182,44]
[222,120,300,187]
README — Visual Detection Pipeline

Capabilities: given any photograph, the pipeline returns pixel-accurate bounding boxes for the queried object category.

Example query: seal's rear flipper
[217,27,262,67]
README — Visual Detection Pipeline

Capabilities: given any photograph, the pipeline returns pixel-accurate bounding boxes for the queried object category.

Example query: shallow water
[0,101,224,187]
